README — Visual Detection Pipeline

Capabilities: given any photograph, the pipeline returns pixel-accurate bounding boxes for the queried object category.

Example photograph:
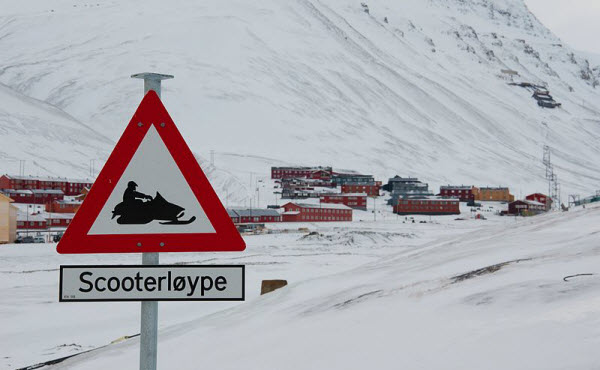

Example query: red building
[439,185,475,202]
[227,209,282,224]
[271,167,332,179]
[341,183,380,197]
[525,193,550,210]
[320,193,367,210]
[16,213,47,230]
[0,175,93,196]
[45,199,82,213]
[1,189,64,204]
[393,198,460,215]
[281,202,352,222]
[42,212,75,227]
[507,200,546,215]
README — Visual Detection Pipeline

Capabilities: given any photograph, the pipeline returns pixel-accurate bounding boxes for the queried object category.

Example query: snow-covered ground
[2,202,599,369]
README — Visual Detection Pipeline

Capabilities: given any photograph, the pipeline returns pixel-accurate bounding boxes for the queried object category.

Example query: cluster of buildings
[273,166,381,201]
[0,166,561,243]
[0,174,91,242]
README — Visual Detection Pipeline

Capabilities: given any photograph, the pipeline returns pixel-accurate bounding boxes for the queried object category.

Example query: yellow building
[0,193,18,244]
[473,187,515,202]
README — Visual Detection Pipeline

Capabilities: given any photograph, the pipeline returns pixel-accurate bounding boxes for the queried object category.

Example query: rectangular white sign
[60,265,244,302]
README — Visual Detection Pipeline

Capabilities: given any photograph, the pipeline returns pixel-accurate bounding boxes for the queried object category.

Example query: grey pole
[131,72,173,370]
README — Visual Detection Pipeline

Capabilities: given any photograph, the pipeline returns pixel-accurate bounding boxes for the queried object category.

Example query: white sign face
[88,125,215,235]
[60,265,244,301]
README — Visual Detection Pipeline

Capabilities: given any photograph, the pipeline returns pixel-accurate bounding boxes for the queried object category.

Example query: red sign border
[57,91,245,254]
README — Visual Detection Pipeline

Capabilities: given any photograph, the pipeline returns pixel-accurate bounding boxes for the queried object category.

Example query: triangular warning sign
[57,91,245,254]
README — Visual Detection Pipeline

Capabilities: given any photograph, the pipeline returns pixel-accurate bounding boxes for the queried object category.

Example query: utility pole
[373,196,376,222]
[210,150,215,166]
[131,72,173,370]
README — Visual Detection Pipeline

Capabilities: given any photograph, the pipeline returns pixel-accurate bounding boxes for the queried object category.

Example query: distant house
[385,176,434,205]
[331,171,375,186]
[474,187,514,202]
[439,185,477,202]
[525,193,551,210]
[17,212,47,230]
[45,199,82,213]
[227,209,282,224]
[393,198,460,216]
[507,200,546,215]
[42,212,75,228]
[320,193,367,210]
[281,202,352,222]
[341,182,381,197]
[0,193,17,243]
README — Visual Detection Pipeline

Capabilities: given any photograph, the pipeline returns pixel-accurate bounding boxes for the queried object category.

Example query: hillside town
[2,166,594,244]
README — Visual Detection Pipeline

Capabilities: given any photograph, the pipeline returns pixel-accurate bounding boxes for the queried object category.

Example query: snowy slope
[7,203,596,370]
[0,83,112,177]
[1,0,600,196]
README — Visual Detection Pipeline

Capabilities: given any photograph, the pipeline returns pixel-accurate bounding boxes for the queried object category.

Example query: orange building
[473,187,514,202]
[45,199,82,213]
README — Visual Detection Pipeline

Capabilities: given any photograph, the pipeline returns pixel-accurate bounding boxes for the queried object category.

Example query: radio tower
[542,122,560,210]
[542,146,560,210]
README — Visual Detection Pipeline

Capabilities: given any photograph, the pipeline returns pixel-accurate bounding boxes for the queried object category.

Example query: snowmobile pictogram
[111,181,196,225]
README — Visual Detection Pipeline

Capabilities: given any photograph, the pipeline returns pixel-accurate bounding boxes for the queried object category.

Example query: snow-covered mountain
[1,0,600,198]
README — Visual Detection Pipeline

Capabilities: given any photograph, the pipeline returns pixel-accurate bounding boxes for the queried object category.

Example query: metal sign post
[132,72,173,370]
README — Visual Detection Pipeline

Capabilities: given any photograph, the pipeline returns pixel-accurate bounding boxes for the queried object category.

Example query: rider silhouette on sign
[123,181,152,205]
[111,180,196,225]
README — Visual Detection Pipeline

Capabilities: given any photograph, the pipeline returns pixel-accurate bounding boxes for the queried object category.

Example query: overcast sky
[524,0,600,55]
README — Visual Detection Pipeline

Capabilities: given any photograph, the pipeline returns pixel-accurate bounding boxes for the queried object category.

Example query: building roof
[0,192,14,203]
[40,212,76,220]
[286,202,352,210]
[3,188,65,195]
[440,185,473,190]
[388,176,420,182]
[403,198,459,203]
[31,189,64,195]
[480,187,510,190]
[333,169,361,175]
[55,199,83,205]
[17,212,46,222]
[510,200,545,207]
[3,174,93,183]
[272,166,331,171]
[524,200,545,206]
[2,189,33,195]
[228,209,281,217]
[526,193,548,198]
[321,193,367,197]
